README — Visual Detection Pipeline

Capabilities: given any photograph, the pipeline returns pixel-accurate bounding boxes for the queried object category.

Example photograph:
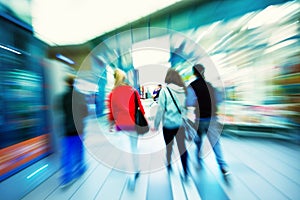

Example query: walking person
[152,84,162,101]
[150,84,162,107]
[153,68,189,179]
[60,74,88,187]
[107,69,146,190]
[186,64,230,175]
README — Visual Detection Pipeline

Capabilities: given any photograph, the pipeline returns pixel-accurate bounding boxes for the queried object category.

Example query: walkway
[22,115,300,200]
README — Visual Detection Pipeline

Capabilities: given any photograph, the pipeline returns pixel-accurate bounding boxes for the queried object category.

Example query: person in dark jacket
[152,84,162,101]
[60,75,88,186]
[186,64,229,176]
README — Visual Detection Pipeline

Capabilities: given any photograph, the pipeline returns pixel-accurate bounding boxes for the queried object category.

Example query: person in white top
[153,68,189,179]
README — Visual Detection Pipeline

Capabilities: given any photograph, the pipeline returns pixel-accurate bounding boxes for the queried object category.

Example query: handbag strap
[166,87,182,115]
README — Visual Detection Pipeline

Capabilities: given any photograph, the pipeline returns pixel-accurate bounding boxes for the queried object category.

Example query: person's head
[158,84,162,89]
[165,68,186,92]
[64,74,76,87]
[193,64,205,78]
[113,68,127,88]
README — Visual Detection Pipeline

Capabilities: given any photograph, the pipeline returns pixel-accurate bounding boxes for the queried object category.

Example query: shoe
[60,179,75,189]
[180,172,189,182]
[195,150,202,164]
[127,179,135,191]
[167,165,172,172]
[74,165,87,179]
[134,171,140,180]
[221,168,230,176]
[127,173,139,191]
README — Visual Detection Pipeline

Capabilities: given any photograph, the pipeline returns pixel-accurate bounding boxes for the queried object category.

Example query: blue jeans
[123,130,139,173]
[61,135,86,184]
[195,117,227,169]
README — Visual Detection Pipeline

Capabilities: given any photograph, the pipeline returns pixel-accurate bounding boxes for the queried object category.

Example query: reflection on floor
[22,116,300,200]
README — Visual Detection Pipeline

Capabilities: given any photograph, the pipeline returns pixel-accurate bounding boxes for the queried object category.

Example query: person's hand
[109,126,114,132]
[150,127,158,132]
[109,122,115,132]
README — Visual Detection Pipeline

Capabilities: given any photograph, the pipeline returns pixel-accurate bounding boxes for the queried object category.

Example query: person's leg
[175,126,188,175]
[195,120,205,161]
[73,135,86,178]
[128,132,139,173]
[61,136,73,184]
[162,127,176,168]
[206,118,228,172]
[127,131,140,190]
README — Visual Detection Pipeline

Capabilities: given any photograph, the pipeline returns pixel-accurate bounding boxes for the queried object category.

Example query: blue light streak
[56,54,75,65]
[26,164,49,179]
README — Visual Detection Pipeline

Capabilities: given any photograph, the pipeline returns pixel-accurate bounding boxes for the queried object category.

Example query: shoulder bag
[134,91,149,134]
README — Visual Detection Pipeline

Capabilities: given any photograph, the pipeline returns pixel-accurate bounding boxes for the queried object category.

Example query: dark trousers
[163,126,188,174]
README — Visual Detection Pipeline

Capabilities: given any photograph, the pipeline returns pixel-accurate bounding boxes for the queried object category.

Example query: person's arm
[107,92,115,131]
[72,90,89,135]
[80,93,88,118]
[107,92,114,121]
[153,88,166,130]
[186,85,197,107]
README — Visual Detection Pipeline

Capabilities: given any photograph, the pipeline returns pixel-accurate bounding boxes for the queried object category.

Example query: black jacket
[62,86,88,136]
[190,77,217,118]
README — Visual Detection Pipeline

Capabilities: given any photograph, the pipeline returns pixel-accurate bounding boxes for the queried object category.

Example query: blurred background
[0,0,299,199]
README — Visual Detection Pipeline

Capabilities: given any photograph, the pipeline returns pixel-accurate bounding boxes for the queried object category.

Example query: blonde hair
[113,69,127,88]
[165,68,187,93]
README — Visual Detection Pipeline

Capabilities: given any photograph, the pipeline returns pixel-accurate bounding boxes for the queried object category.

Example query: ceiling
[2,0,298,79]
[0,0,182,46]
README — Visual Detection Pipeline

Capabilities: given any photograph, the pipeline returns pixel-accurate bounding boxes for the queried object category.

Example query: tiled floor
[21,116,300,200]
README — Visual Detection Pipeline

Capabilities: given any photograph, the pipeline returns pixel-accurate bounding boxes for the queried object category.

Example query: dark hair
[193,64,205,77]
[65,75,75,86]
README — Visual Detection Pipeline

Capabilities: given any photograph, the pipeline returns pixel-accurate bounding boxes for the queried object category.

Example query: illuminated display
[0,16,51,181]
[0,66,51,181]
